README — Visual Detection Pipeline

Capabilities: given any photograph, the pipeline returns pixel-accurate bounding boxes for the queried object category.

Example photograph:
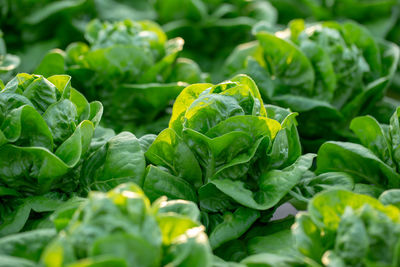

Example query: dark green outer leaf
[350,115,393,166]
[143,165,197,202]
[353,183,385,198]
[198,183,236,213]
[316,141,400,188]
[110,82,184,126]
[34,49,66,78]
[209,207,260,249]
[211,154,315,210]
[379,189,400,208]
[390,106,400,170]
[272,95,341,119]
[0,229,56,262]
[247,229,294,256]
[0,145,72,194]
[81,132,146,192]
[0,195,66,237]
[0,255,37,267]
[138,134,157,153]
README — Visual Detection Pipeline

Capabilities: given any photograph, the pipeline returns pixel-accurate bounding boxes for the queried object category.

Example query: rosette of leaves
[32,183,212,267]
[290,106,400,208]
[0,73,103,237]
[314,106,400,197]
[0,0,157,73]
[224,19,400,151]
[78,127,148,194]
[291,190,400,266]
[0,30,20,84]
[268,0,400,94]
[216,189,400,266]
[143,74,314,251]
[154,0,277,74]
[35,19,206,134]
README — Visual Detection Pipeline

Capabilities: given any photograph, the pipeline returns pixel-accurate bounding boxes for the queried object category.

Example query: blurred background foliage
[1,0,399,81]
